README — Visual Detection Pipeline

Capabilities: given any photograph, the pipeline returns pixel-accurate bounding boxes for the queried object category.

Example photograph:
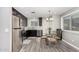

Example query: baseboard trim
[62,39,79,51]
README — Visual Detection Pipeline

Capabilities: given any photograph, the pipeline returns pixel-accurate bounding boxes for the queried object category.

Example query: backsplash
[24,26,42,30]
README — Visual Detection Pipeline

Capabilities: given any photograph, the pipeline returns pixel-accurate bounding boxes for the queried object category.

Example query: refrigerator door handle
[13,28,21,29]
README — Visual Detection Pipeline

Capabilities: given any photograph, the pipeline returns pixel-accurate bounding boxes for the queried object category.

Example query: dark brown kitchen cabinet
[39,17,42,26]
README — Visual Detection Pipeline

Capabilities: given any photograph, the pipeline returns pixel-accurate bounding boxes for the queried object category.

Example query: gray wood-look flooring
[20,37,78,52]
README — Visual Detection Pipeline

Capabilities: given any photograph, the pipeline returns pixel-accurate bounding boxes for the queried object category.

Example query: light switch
[72,40,74,42]
[5,28,9,32]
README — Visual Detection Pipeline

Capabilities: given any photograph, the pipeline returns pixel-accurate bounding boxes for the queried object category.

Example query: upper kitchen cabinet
[12,8,28,27]
[21,16,27,27]
[39,17,42,26]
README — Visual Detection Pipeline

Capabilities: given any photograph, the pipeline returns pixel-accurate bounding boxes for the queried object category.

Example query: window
[63,16,70,30]
[72,13,79,31]
[63,11,79,31]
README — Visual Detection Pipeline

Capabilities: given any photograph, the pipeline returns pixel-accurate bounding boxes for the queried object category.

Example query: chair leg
[45,38,49,45]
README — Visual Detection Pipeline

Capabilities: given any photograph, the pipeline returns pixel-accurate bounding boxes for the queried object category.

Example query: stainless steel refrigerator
[12,15,22,52]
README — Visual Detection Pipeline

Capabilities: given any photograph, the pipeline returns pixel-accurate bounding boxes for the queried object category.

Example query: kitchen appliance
[12,15,22,52]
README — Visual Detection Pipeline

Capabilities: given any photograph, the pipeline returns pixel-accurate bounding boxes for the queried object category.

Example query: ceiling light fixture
[46,10,53,21]
[31,11,35,13]
[46,10,54,35]
[31,11,36,19]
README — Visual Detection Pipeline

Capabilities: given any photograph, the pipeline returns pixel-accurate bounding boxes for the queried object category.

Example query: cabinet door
[39,17,42,26]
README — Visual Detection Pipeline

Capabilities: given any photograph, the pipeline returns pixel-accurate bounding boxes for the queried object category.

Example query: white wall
[0,7,12,52]
[61,8,79,49]
[24,15,61,35]
[51,15,61,31]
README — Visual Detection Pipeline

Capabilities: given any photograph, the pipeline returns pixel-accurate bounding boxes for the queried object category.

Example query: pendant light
[46,10,53,21]
[46,10,53,35]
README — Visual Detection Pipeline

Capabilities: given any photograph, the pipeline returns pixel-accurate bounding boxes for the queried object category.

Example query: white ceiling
[14,7,73,18]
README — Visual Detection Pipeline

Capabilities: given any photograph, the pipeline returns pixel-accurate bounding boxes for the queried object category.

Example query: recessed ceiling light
[31,12,35,13]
